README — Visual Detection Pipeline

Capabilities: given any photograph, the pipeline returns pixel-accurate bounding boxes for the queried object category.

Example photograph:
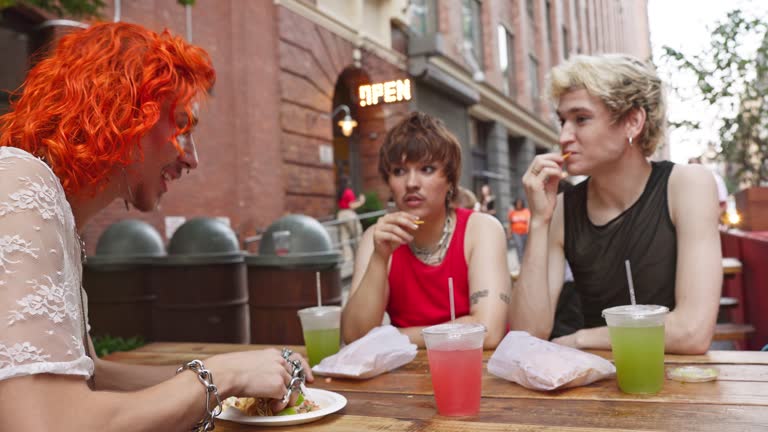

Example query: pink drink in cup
[422,323,486,416]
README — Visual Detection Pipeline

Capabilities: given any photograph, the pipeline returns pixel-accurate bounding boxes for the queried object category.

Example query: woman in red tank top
[340,112,510,349]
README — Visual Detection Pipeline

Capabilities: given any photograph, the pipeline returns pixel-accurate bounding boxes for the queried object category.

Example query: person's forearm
[93,367,221,432]
[569,326,611,350]
[510,220,554,338]
[341,254,389,343]
[566,313,714,354]
[400,314,496,349]
[663,311,715,354]
[94,358,177,391]
[6,369,222,432]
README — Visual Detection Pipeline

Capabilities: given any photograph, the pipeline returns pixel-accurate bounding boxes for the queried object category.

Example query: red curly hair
[0,22,216,196]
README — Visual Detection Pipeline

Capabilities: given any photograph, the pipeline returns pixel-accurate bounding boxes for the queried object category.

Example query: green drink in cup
[297,305,341,366]
[602,305,669,394]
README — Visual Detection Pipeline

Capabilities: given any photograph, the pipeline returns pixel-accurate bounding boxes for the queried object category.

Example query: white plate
[218,388,347,427]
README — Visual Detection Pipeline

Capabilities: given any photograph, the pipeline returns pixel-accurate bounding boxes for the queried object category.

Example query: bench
[714,323,756,341]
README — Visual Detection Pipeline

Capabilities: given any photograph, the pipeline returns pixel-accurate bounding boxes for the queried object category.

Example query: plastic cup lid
[297,305,340,317]
[667,366,719,383]
[602,304,669,319]
[422,322,486,337]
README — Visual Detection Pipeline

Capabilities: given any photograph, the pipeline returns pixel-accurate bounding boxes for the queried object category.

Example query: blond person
[0,23,311,431]
[341,112,509,349]
[510,54,721,354]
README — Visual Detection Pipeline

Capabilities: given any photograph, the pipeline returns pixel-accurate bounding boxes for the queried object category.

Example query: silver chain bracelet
[176,359,223,431]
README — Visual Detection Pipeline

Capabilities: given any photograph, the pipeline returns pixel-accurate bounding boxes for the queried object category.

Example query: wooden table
[105,343,768,431]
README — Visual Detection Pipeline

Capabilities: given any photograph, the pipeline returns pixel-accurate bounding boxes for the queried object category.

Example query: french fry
[414,220,425,225]
[562,152,572,160]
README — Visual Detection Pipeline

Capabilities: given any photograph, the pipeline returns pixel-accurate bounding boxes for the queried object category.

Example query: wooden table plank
[104,351,768,382]
[214,393,768,432]
[308,372,768,406]
[332,393,768,432]
[104,353,768,406]
[131,342,768,365]
[217,414,412,432]
[105,342,768,431]
[216,415,655,432]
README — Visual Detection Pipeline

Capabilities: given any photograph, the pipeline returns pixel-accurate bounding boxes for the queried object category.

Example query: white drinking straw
[448,277,456,322]
[315,271,322,307]
[624,260,637,306]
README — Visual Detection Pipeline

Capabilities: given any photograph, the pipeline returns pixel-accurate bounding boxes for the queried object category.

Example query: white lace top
[0,147,94,381]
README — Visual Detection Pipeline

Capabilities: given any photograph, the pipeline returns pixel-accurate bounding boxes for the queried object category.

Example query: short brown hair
[378,112,462,194]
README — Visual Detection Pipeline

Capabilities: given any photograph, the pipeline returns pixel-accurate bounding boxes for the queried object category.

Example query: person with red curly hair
[0,22,312,431]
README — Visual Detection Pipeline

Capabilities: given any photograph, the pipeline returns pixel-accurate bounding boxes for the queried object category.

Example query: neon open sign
[358,79,412,107]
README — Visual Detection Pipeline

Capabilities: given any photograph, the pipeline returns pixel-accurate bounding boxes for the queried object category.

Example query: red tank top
[387,208,471,328]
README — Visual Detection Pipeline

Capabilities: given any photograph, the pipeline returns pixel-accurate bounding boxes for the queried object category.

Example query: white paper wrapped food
[311,325,417,379]
[487,331,616,391]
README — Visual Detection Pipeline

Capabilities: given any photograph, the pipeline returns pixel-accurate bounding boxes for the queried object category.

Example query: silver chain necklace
[409,214,453,264]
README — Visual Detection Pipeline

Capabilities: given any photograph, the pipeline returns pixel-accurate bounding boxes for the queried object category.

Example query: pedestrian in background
[507,198,531,260]
[453,186,479,210]
[479,184,496,216]
[336,175,366,262]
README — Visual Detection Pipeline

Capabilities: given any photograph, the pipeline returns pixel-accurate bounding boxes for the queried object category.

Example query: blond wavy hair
[548,54,667,156]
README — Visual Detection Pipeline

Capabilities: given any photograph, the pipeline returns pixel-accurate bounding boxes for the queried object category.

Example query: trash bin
[151,218,250,343]
[247,214,342,345]
[83,219,163,341]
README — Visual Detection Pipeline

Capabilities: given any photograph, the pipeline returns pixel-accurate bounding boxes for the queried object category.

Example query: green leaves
[661,5,768,187]
[93,335,146,358]
[1,0,194,17]
[0,0,105,17]
[356,192,384,230]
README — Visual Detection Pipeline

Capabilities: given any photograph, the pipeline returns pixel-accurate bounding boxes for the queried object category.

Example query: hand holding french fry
[522,152,569,224]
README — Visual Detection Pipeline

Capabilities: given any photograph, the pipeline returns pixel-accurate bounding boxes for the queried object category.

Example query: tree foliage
[663,8,768,187]
[0,0,105,17]
[0,0,194,17]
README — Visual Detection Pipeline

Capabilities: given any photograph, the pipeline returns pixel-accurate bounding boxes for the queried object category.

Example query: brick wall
[83,0,285,251]
[78,1,411,252]
[27,0,647,253]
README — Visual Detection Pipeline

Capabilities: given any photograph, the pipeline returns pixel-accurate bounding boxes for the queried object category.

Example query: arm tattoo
[499,292,511,305]
[470,290,489,305]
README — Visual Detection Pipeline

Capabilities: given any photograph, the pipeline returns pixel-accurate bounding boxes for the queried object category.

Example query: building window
[497,25,517,97]
[562,25,569,59]
[526,0,537,52]
[526,0,535,20]
[529,54,539,106]
[469,118,489,197]
[545,0,553,46]
[409,0,437,36]
[574,0,583,54]
[461,0,483,67]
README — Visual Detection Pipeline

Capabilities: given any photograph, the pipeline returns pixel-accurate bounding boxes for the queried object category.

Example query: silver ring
[281,347,293,361]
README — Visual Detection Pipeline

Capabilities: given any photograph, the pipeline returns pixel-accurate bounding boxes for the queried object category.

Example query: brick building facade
[0,0,651,251]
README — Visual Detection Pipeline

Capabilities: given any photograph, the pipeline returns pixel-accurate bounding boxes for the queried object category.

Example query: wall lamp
[332,104,358,137]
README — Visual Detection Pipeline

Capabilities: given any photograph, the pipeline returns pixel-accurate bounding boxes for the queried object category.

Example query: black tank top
[563,161,677,329]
